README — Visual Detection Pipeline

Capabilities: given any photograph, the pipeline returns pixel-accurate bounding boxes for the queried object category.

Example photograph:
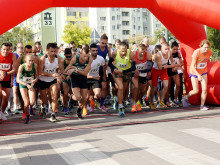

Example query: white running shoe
[1,111,7,121]
[200,106,209,111]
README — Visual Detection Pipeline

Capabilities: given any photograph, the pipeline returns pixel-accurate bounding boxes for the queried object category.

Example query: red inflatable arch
[0,0,220,105]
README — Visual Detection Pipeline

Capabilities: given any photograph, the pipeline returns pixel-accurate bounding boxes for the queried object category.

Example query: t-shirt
[190,48,212,75]
[88,55,105,77]
[0,52,13,81]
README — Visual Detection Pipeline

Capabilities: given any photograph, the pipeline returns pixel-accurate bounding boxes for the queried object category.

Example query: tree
[0,26,34,49]
[207,27,220,61]
[154,27,176,43]
[128,34,158,46]
[62,23,92,47]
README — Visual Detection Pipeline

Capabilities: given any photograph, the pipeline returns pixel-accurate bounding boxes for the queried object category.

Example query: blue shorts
[13,74,19,87]
[189,72,207,78]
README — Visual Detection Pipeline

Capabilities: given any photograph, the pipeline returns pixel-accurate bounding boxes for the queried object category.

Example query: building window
[79,12,88,17]
[112,16,115,21]
[122,21,129,26]
[122,12,129,16]
[100,17,106,21]
[101,26,105,30]
[116,8,120,11]
[113,35,116,39]
[117,24,121,29]
[156,24,161,28]
[67,11,76,17]
[133,25,136,29]
[132,17,136,23]
[117,15,120,20]
[123,30,130,35]
[137,17,140,21]
[112,8,115,11]
[112,25,115,30]
[138,26,141,30]
[144,27,148,31]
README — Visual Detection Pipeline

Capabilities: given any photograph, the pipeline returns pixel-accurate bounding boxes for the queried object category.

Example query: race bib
[44,68,56,73]
[117,62,128,68]
[197,62,207,69]
[23,77,34,83]
[139,72,147,77]
[90,68,99,73]
[0,63,10,70]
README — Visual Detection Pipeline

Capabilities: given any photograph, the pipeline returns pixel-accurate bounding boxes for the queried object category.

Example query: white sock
[119,104,123,108]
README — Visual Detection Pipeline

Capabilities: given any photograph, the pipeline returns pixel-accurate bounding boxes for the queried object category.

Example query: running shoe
[136,103,142,111]
[131,104,137,113]
[166,102,171,107]
[95,101,100,109]
[113,96,118,111]
[55,109,58,113]
[61,107,64,112]
[160,101,167,108]
[90,99,95,109]
[82,106,88,116]
[42,108,46,118]
[100,105,108,112]
[140,100,144,107]
[50,114,58,122]
[171,100,179,107]
[6,109,13,116]
[150,103,156,110]
[77,108,83,120]
[24,115,30,124]
[87,104,91,112]
[200,105,209,111]
[22,113,27,119]
[89,107,95,113]
[14,109,19,114]
[119,107,125,117]
[123,101,127,107]
[156,104,161,108]
[1,111,7,121]
[183,98,189,107]
[64,108,68,115]
[145,97,150,106]
[126,99,130,106]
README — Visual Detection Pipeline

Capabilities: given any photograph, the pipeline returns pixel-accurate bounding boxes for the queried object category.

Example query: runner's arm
[7,53,17,75]
[64,56,76,73]
[16,65,26,86]
[32,64,39,84]
[76,56,92,76]
[190,52,200,76]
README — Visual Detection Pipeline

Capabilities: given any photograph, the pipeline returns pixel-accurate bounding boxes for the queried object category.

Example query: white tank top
[39,55,58,82]
[153,51,170,70]
[88,55,105,77]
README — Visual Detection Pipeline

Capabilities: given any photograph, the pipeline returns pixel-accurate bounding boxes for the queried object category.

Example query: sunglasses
[65,55,72,59]
[101,42,108,45]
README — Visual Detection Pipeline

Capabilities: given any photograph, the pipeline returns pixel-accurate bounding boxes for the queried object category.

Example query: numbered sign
[43,10,55,26]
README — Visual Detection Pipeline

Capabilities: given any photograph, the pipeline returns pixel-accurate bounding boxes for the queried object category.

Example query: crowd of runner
[0,34,212,124]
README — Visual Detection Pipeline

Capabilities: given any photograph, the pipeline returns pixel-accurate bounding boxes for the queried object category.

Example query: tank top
[97,45,108,59]
[72,54,89,76]
[21,64,35,83]
[0,52,13,81]
[153,51,170,70]
[39,55,58,82]
[88,55,105,77]
[134,51,148,77]
[115,49,131,71]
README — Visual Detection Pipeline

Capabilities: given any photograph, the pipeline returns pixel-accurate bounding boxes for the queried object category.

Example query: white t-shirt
[88,55,105,77]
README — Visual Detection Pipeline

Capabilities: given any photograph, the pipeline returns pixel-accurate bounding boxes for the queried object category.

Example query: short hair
[138,44,146,49]
[161,42,170,47]
[152,49,158,55]
[108,43,112,46]
[70,41,75,45]
[100,33,108,40]
[24,54,34,62]
[78,45,82,49]
[82,44,89,49]
[171,41,179,48]
[159,37,166,43]
[142,37,149,44]
[200,39,210,47]
[154,44,161,52]
[64,48,72,55]
[35,41,41,46]
[25,45,32,49]
[81,46,89,54]
[46,43,57,49]
[90,43,98,49]
[120,41,128,49]
[8,42,13,47]
[1,43,10,47]
[115,39,121,44]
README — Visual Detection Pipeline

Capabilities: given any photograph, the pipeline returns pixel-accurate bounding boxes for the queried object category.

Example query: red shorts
[152,68,169,87]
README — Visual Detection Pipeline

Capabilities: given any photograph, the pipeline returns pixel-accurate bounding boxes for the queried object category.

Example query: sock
[119,104,123,108]
[100,98,105,106]
[14,104,17,109]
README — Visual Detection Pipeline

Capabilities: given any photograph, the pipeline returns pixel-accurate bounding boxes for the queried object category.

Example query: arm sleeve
[122,61,136,73]
[108,57,117,73]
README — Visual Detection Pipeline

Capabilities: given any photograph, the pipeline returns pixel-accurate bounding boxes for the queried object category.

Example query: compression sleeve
[108,57,116,73]
[122,61,136,73]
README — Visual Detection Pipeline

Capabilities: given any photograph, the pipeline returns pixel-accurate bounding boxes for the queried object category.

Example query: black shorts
[107,73,115,88]
[138,76,147,84]
[70,74,88,89]
[0,80,11,88]
[38,79,57,90]
[167,68,178,77]
[87,79,101,90]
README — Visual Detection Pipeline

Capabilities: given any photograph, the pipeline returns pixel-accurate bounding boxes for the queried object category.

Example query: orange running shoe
[131,104,137,112]
[137,104,142,111]
[82,106,88,116]
[22,113,27,119]
[90,99,95,109]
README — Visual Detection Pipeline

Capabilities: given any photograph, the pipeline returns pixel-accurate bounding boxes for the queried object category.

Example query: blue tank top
[97,45,108,59]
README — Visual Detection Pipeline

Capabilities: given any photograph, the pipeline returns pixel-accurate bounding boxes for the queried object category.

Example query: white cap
[63,43,70,49]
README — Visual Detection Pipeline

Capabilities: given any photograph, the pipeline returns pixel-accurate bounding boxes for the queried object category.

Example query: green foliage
[154,27,176,43]
[207,27,220,50]
[62,23,92,47]
[0,27,34,49]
